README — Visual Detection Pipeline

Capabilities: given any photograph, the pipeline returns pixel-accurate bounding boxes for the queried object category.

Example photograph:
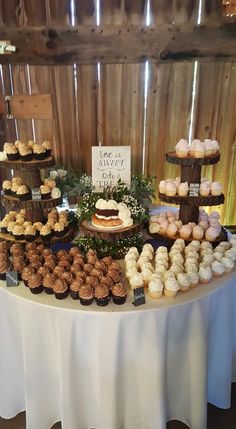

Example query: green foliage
[75,232,143,259]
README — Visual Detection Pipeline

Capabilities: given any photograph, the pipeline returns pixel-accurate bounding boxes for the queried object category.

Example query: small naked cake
[92,199,133,229]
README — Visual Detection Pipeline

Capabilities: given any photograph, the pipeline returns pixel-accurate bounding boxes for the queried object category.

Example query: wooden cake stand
[81,220,142,240]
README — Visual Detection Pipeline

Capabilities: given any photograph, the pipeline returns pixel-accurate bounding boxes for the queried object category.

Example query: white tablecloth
[0,271,236,429]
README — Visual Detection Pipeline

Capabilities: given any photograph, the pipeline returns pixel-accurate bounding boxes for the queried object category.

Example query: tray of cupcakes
[0,208,75,243]
[149,208,228,244]
[0,241,127,306]
[124,237,236,299]
[1,141,54,169]
[2,177,62,206]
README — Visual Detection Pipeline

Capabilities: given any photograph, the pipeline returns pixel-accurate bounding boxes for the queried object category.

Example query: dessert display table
[0,269,236,429]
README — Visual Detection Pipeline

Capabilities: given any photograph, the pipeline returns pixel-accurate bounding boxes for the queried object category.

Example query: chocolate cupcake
[28,273,43,294]
[42,140,52,157]
[44,258,56,272]
[12,225,24,241]
[24,225,37,242]
[2,180,12,195]
[16,185,31,201]
[33,143,47,160]
[111,282,127,305]
[102,256,113,267]
[69,278,83,300]
[12,259,26,280]
[94,260,107,274]
[53,278,69,299]
[73,256,84,269]
[53,266,64,277]
[91,268,103,280]
[30,261,42,271]
[71,263,84,276]
[58,259,71,270]
[62,271,74,286]
[107,269,121,283]
[40,185,51,200]
[100,275,114,290]
[0,258,10,280]
[95,285,110,306]
[4,142,20,161]
[86,249,97,258]
[87,255,97,266]
[109,261,122,273]
[10,243,23,253]
[43,273,56,294]
[18,143,33,162]
[44,179,56,190]
[69,247,82,257]
[21,266,35,287]
[40,225,52,242]
[54,222,65,237]
[85,275,98,288]
[75,270,87,281]
[79,284,94,306]
[38,266,50,277]
[83,263,94,274]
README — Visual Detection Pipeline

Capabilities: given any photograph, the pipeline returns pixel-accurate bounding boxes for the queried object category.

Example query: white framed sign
[92,146,131,191]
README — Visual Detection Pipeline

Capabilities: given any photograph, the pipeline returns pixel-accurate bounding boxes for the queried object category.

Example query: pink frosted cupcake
[194,141,205,158]
[179,225,192,240]
[200,183,211,196]
[166,224,178,238]
[165,182,177,196]
[210,182,222,196]
[192,225,204,240]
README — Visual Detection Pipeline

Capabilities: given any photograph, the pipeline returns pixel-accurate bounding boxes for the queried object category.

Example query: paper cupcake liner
[7,153,20,161]
[20,153,33,162]
[95,296,110,306]
[29,285,44,294]
[112,294,126,305]
[55,290,69,300]
[80,297,94,306]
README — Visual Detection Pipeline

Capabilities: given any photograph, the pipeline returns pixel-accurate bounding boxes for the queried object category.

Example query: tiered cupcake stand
[0,157,74,243]
[155,151,227,243]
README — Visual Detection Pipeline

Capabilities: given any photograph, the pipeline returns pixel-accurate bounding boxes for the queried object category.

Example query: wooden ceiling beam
[0,24,235,65]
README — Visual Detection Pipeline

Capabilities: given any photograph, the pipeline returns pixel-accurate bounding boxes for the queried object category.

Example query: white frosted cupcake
[202,254,214,265]
[141,269,154,287]
[211,140,220,154]
[125,259,138,270]
[221,257,234,273]
[178,182,189,197]
[164,271,176,282]
[211,261,225,277]
[192,225,204,240]
[164,278,180,297]
[155,265,167,276]
[200,183,211,196]
[188,272,199,288]
[225,249,236,262]
[177,273,191,292]
[211,182,222,196]
[159,220,169,235]
[199,266,212,284]
[189,139,200,156]
[179,225,192,240]
[148,278,164,299]
[129,272,144,290]
[149,223,160,234]
[194,141,205,158]
[204,139,214,156]
[170,264,183,276]
[185,264,198,273]
[159,180,167,194]
[170,253,184,264]
[126,268,138,280]
[165,182,177,196]
[175,139,189,158]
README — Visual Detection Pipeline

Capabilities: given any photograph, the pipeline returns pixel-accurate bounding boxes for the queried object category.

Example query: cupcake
[70,278,83,299]
[166,224,178,238]
[210,182,222,196]
[43,273,56,294]
[21,266,35,287]
[148,278,164,298]
[205,227,219,242]
[200,183,211,196]
[12,225,24,241]
[4,142,20,161]
[175,139,189,158]
[24,225,37,242]
[62,271,74,286]
[7,221,16,235]
[53,278,69,299]
[192,225,204,240]
[194,141,205,158]
[106,269,121,283]
[11,182,19,197]
[189,139,200,156]
[159,180,167,194]
[18,143,33,162]
[33,144,47,160]
[40,185,51,200]
[211,140,220,154]
[177,273,190,292]
[16,185,31,201]
[28,273,43,294]
[40,225,52,242]
[211,261,225,277]
[111,282,127,304]
[199,266,212,284]
[177,182,189,197]
[188,272,199,288]
[165,182,177,196]
[141,269,153,288]
[0,258,10,280]
[42,140,52,157]
[95,285,110,306]
[129,272,144,290]
[2,180,12,195]
[225,249,236,262]
[221,257,234,273]
[164,278,180,297]
[179,225,192,240]
[79,284,94,305]
[0,218,10,234]
[204,139,214,156]
[54,222,65,237]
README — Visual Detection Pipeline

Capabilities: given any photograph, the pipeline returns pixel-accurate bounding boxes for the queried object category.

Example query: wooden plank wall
[0,0,235,225]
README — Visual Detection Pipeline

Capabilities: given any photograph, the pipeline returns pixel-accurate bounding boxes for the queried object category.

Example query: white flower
[58,169,67,178]
[50,170,58,179]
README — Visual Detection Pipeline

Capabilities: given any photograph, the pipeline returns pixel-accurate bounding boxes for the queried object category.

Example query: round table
[0,270,236,429]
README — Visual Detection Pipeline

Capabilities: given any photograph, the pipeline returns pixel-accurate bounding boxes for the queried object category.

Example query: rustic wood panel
[5,94,53,120]
[0,24,236,65]
[99,0,146,174]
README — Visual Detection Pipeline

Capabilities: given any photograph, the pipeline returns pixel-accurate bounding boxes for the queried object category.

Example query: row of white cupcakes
[159,177,222,197]
[175,139,219,158]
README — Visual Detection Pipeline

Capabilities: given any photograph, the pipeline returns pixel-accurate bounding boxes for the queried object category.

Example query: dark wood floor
[1,383,236,429]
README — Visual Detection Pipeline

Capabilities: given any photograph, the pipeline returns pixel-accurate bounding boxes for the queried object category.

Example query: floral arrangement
[75,232,143,259]
[46,166,93,198]
[76,175,155,224]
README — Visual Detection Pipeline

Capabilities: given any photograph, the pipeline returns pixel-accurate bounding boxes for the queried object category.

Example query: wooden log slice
[166,152,220,166]
[2,194,62,209]
[149,227,228,246]
[159,193,225,206]
[81,220,142,240]
[0,156,55,171]
[0,227,75,244]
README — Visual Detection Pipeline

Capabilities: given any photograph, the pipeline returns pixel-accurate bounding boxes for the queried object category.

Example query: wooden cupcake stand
[153,151,227,243]
[0,157,74,243]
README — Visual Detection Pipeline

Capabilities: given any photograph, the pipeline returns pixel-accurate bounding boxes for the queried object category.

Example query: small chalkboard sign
[31,188,41,201]
[189,183,200,197]
[6,271,19,287]
[132,286,146,307]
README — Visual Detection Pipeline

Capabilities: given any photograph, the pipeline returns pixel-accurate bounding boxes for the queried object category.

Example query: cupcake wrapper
[55,290,69,300]
[4,189,12,196]
[34,153,47,160]
[80,297,94,306]
[1,227,8,234]
[45,149,52,158]
[30,285,44,294]
[54,230,65,237]
[112,294,127,305]
[44,287,54,295]
[14,234,24,241]
[0,272,6,280]
[95,296,110,306]
[41,193,52,200]
[7,153,20,161]
[21,154,33,162]
[70,291,80,300]
[18,192,32,201]
[25,235,37,242]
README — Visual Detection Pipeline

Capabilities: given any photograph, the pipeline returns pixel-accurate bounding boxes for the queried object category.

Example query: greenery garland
[75,232,143,259]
